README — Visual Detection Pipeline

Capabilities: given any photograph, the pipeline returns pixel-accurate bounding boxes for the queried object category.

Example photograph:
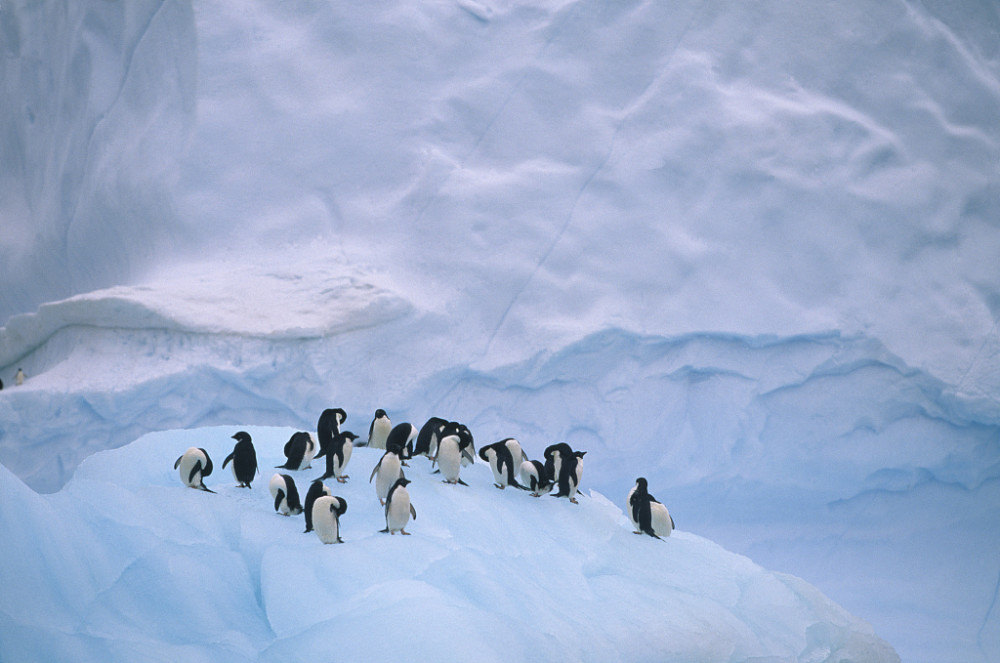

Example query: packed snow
[0,425,898,662]
[2,0,1000,661]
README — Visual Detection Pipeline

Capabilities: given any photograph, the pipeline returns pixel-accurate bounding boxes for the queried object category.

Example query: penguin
[0,377,4,390]
[173,447,215,493]
[504,437,528,466]
[276,431,317,471]
[385,423,417,464]
[15,368,25,386]
[365,409,392,449]
[369,449,404,505]
[316,431,358,483]
[544,443,586,504]
[222,431,259,488]
[627,477,675,539]
[303,479,332,533]
[456,422,476,467]
[312,495,348,544]
[478,439,524,489]
[315,408,347,460]
[412,417,448,460]
[381,477,416,535]
[437,423,476,485]
[518,459,553,497]
[269,473,303,515]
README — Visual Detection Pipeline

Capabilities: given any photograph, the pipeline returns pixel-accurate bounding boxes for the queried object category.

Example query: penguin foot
[401,530,411,535]
[379,499,386,505]
[337,476,348,483]
[569,498,579,504]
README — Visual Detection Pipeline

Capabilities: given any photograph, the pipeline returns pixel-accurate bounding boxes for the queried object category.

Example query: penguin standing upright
[223,431,259,488]
[315,408,347,460]
[437,423,476,485]
[381,477,416,535]
[303,479,332,533]
[15,368,25,386]
[269,473,303,515]
[316,431,358,483]
[627,477,675,539]
[544,443,586,504]
[369,449,404,505]
[518,459,553,497]
[174,447,215,493]
[312,495,348,544]
[478,439,523,489]
[365,409,392,449]
[276,431,317,471]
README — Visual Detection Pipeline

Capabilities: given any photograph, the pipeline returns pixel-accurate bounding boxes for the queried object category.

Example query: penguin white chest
[375,455,402,501]
[312,496,342,544]
[335,443,353,477]
[386,489,412,533]
[370,419,391,449]
[437,436,462,483]
[650,502,674,537]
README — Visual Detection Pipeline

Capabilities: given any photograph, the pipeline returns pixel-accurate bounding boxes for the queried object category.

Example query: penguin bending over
[627,477,675,539]
[223,431,259,488]
[269,473,303,516]
[174,447,215,493]
[276,431,317,471]
[315,408,347,460]
[303,479,332,533]
[312,495,348,544]
[518,459,553,497]
[381,477,416,535]
[544,443,586,504]
[411,417,448,460]
[478,439,524,489]
[437,423,476,485]
[365,409,392,449]
[370,449,404,505]
[316,431,357,483]
[386,423,417,465]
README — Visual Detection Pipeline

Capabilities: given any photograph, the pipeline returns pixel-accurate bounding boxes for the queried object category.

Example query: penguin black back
[316,408,347,459]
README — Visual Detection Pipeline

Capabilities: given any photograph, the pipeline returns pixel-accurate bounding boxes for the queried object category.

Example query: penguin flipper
[379,527,389,533]
[369,459,382,483]
[457,478,469,487]
[199,449,213,476]
[200,484,216,494]
[409,504,417,520]
[174,456,183,470]
[188,460,203,485]
[274,489,285,513]
[223,452,234,469]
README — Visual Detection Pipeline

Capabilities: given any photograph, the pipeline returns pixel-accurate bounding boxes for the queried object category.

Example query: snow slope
[2,0,1000,661]
[0,425,898,663]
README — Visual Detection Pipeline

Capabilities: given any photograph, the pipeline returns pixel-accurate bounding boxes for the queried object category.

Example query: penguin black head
[339,431,359,442]
[635,477,648,491]
[232,431,252,444]
[375,409,387,418]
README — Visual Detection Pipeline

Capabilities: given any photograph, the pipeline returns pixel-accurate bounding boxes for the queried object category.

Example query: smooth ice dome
[2,0,999,662]
[0,427,898,662]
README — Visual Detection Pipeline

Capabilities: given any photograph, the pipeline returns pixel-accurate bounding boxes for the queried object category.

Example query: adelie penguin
[519,459,553,497]
[370,448,405,505]
[315,408,347,460]
[303,479,332,533]
[365,409,392,449]
[276,431,317,471]
[411,416,448,461]
[479,438,524,490]
[174,447,215,493]
[269,473,303,516]
[437,422,476,485]
[381,477,416,535]
[312,495,348,544]
[223,431,259,488]
[544,442,586,504]
[627,477,675,539]
[385,423,417,465]
[315,431,358,484]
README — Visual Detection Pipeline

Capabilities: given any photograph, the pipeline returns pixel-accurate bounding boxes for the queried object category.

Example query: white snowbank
[0,426,897,662]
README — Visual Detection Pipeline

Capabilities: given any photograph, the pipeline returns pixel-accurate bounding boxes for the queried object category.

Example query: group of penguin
[173,407,676,545]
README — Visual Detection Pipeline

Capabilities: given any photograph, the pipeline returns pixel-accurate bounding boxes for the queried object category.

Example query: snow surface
[2,0,1000,661]
[0,425,898,663]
